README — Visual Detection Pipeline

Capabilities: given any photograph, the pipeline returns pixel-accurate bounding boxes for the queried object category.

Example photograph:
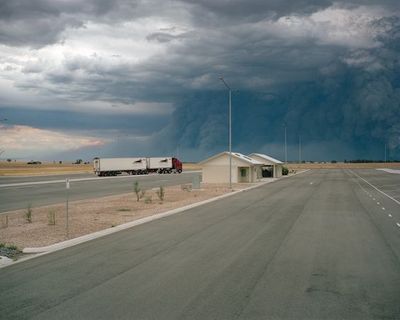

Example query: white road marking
[373,198,376,201]
[377,168,400,174]
[382,207,385,210]
[349,170,400,206]
[389,214,392,218]
[396,223,400,228]
[377,202,380,205]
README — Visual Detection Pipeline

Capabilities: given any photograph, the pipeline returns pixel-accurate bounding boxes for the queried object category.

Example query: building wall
[202,153,265,183]
[202,165,239,183]
[274,165,283,178]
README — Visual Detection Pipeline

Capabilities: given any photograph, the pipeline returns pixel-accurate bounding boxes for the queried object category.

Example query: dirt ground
[0,162,92,176]
[286,162,400,170]
[0,161,200,176]
[0,183,253,249]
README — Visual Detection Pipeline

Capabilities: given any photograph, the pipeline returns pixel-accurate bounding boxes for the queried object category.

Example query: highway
[0,172,201,213]
[1,169,400,319]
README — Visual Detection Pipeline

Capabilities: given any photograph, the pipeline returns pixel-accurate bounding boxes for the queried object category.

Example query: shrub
[25,204,33,223]
[47,210,56,225]
[282,166,289,176]
[144,195,153,204]
[1,215,8,228]
[156,186,165,202]
[133,181,141,201]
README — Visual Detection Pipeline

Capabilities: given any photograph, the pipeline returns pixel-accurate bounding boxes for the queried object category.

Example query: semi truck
[93,157,183,176]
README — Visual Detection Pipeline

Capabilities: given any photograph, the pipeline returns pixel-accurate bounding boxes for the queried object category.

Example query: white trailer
[93,157,147,176]
[147,157,173,173]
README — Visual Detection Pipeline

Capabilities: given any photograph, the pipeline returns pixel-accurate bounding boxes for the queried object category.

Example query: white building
[200,152,263,183]
[249,153,283,178]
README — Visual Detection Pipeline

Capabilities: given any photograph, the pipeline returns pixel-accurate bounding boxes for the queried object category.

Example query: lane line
[382,207,386,210]
[389,214,392,218]
[350,170,400,206]
[0,171,201,188]
[397,223,400,228]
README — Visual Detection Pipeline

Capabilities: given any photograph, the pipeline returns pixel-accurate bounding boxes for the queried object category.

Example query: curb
[23,180,273,254]
[1,169,310,268]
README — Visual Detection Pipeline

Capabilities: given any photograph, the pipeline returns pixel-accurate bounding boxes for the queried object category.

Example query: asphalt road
[0,173,95,185]
[0,172,201,213]
[1,169,400,319]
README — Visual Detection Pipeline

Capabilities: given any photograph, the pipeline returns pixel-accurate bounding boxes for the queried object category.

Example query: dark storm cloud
[1,0,400,160]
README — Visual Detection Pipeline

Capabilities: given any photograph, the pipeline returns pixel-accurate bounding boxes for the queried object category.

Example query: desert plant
[47,210,56,225]
[282,166,289,176]
[25,204,33,223]
[144,195,153,204]
[1,215,8,228]
[133,181,141,201]
[156,186,165,202]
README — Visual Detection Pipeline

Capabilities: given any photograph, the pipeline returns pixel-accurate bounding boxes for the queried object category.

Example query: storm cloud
[0,0,399,160]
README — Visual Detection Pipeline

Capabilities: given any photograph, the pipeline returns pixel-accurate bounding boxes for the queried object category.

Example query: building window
[240,168,247,177]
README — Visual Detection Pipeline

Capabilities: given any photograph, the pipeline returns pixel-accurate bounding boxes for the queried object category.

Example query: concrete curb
[23,180,274,254]
[0,169,310,269]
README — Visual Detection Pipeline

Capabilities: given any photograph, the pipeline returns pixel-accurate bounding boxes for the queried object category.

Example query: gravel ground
[0,183,254,249]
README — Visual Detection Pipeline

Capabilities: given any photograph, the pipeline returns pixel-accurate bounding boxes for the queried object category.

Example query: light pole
[384,143,387,163]
[0,118,7,158]
[219,76,232,189]
[298,135,302,164]
[284,123,287,164]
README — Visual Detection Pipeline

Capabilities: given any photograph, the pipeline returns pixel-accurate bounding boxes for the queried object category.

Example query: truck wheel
[178,169,182,173]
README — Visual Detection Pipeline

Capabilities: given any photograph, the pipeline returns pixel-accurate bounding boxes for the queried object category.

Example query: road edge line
[350,170,400,206]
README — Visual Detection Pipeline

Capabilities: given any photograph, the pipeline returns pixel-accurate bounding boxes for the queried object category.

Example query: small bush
[144,195,153,204]
[117,208,131,212]
[133,181,141,201]
[156,186,165,202]
[0,243,21,260]
[25,204,33,223]
[282,166,289,176]
[1,215,8,228]
[47,210,56,225]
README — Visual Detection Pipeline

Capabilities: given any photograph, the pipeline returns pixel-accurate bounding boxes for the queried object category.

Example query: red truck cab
[172,157,183,173]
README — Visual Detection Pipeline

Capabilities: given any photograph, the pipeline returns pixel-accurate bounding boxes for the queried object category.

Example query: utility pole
[284,124,287,164]
[298,135,302,163]
[220,76,232,190]
[384,143,387,163]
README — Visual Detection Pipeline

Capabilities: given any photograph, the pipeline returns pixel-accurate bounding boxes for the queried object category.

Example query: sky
[0,0,399,162]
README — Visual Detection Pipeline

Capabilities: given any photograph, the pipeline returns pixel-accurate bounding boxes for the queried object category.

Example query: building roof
[249,153,283,164]
[199,151,263,166]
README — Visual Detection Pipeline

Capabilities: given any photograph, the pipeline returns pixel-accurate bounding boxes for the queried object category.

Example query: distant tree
[6,158,12,162]
[74,159,83,164]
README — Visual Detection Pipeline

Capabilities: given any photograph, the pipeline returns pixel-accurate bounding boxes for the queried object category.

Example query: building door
[262,166,273,177]
[238,167,250,182]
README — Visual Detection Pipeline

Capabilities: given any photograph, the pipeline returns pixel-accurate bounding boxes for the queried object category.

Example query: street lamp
[219,76,232,189]
[298,135,302,164]
[284,123,287,164]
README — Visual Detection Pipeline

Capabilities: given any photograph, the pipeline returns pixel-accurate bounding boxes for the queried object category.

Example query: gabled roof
[199,152,263,166]
[249,153,283,164]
